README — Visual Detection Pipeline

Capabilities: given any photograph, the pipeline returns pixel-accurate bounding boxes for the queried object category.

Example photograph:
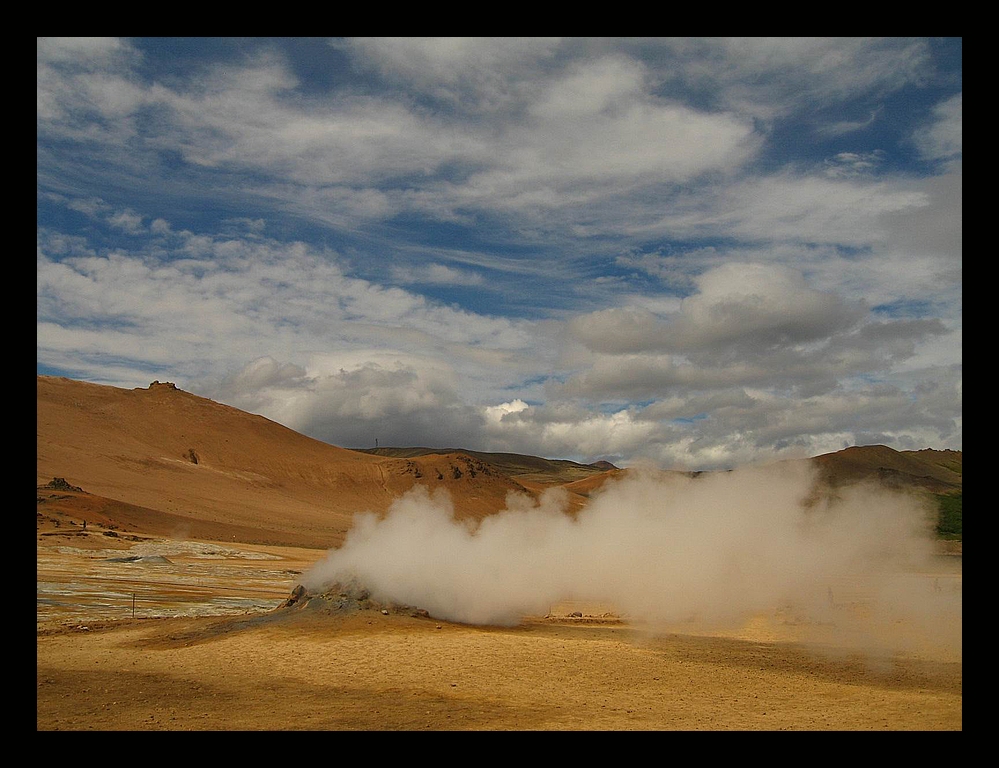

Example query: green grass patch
[935,492,962,540]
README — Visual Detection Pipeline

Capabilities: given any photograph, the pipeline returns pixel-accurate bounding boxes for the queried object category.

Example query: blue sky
[37,38,962,469]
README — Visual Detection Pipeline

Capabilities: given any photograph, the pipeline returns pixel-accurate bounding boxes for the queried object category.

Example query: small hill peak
[589,460,619,471]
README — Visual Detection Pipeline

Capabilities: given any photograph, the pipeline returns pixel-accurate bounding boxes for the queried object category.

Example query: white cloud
[658,173,930,246]
[566,306,666,355]
[149,58,473,188]
[815,106,884,138]
[37,225,538,393]
[483,402,661,464]
[339,37,561,111]
[391,263,484,286]
[568,263,865,358]
[453,56,759,216]
[822,150,887,178]
[108,209,146,234]
[37,37,134,65]
[676,263,866,350]
[40,40,761,231]
[658,38,931,123]
[914,92,962,165]
[266,359,487,449]
[37,37,146,132]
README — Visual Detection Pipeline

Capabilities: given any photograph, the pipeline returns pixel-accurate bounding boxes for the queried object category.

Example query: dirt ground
[36,524,962,731]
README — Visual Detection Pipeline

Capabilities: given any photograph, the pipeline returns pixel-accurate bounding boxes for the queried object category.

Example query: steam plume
[303,461,960,657]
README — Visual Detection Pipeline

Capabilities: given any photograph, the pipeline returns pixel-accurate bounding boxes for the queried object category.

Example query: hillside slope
[36,376,532,548]
[357,446,615,485]
[810,444,962,494]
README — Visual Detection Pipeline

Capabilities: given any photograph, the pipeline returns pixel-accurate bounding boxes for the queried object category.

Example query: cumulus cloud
[216,355,489,450]
[481,401,661,463]
[107,209,146,234]
[677,263,866,351]
[566,306,666,355]
[216,356,308,413]
[542,259,955,465]
[445,58,758,223]
[484,399,530,424]
[311,389,483,450]
[568,263,865,358]
[148,57,473,189]
[121,41,761,225]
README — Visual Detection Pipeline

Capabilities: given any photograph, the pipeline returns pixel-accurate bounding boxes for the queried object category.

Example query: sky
[37,38,962,470]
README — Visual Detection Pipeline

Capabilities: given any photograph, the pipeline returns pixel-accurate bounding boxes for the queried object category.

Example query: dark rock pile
[41,477,84,493]
[279,579,431,619]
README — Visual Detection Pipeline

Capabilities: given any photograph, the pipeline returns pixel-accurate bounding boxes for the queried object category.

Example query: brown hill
[808,444,962,495]
[559,468,627,498]
[36,376,534,549]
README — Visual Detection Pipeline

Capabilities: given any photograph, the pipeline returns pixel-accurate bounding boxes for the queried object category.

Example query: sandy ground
[37,526,962,731]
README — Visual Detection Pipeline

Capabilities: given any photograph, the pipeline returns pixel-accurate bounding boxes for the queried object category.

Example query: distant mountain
[808,444,962,495]
[361,443,962,499]
[355,446,616,486]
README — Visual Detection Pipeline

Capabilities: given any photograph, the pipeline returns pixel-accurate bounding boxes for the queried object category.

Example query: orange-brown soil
[37,521,962,731]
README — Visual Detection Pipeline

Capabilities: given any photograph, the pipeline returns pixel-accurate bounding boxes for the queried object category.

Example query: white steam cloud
[304,462,960,658]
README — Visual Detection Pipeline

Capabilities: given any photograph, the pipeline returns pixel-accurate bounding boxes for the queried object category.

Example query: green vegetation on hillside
[935,492,962,540]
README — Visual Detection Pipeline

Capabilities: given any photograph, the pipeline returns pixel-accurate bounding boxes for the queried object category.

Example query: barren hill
[809,444,962,494]
[356,446,616,486]
[36,376,535,549]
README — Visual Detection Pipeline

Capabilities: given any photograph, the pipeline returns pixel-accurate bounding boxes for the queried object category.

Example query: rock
[277,579,433,619]
[281,584,307,608]
[42,477,84,493]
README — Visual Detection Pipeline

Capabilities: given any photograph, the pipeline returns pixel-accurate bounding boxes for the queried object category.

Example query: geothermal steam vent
[280,579,431,619]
